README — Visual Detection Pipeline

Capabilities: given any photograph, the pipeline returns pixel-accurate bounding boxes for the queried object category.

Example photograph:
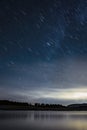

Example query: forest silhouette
[0,100,87,111]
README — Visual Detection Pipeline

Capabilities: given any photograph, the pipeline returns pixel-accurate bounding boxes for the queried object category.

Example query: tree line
[0,100,87,111]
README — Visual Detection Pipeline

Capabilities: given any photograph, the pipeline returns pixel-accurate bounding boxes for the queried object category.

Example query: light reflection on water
[0,111,87,130]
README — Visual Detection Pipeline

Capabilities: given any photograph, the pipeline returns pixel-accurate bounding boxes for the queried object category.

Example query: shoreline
[0,100,87,111]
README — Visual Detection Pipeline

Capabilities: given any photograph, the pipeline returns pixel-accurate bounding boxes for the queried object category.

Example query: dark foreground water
[0,111,87,130]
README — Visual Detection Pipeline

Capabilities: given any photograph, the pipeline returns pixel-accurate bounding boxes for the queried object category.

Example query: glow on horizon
[15,87,87,101]
[43,91,87,100]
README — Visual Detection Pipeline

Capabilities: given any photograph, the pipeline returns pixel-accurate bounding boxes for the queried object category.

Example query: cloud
[0,57,87,104]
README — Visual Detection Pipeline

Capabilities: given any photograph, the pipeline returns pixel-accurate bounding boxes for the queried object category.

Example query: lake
[0,111,87,130]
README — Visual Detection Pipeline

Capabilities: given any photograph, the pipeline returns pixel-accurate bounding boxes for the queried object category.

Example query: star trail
[0,0,87,104]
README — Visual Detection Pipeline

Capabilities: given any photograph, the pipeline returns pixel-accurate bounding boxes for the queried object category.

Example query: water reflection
[0,111,28,120]
[0,111,87,130]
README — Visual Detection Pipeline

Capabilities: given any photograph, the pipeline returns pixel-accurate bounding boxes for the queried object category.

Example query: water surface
[0,111,87,130]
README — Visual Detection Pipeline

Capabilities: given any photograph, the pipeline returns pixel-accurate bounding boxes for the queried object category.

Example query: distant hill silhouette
[0,100,87,111]
[67,103,87,111]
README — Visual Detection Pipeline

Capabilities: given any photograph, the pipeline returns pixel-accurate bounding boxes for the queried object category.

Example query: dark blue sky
[0,0,87,104]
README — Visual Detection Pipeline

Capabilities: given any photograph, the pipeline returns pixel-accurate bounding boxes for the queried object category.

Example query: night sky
[0,0,87,105]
